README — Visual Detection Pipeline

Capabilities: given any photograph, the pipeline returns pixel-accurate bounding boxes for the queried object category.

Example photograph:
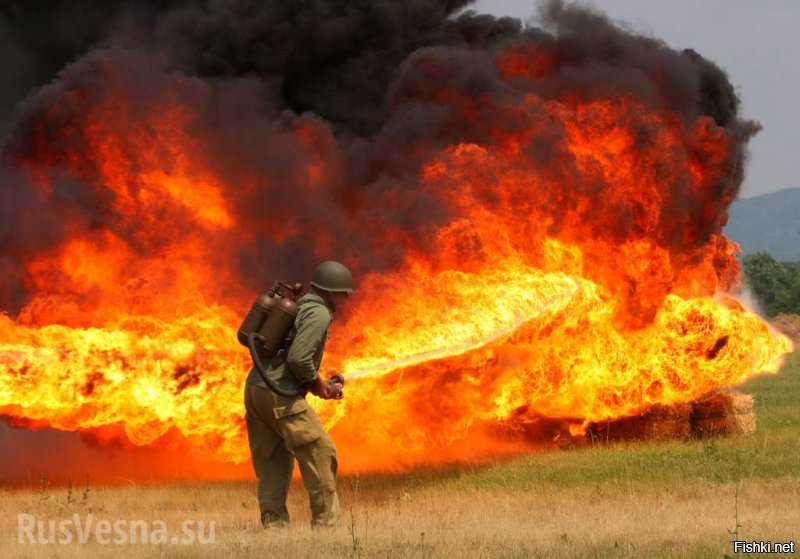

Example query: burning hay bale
[587,403,693,443]
[582,391,755,443]
[691,391,756,437]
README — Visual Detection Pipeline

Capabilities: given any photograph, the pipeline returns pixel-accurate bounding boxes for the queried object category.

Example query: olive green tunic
[246,291,332,393]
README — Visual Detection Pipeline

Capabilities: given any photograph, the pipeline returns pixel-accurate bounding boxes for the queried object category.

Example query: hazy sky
[471,0,799,198]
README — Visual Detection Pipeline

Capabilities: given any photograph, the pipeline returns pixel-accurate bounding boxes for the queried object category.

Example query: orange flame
[0,45,792,476]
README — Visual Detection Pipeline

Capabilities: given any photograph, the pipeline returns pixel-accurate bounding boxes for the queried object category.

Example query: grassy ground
[1,351,798,558]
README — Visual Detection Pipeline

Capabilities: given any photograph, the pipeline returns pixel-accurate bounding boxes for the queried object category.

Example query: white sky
[471,0,799,198]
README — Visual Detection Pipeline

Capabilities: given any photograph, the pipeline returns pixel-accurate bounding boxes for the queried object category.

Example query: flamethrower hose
[246,332,307,397]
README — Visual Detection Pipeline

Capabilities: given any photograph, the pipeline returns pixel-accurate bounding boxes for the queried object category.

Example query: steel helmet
[310,261,354,293]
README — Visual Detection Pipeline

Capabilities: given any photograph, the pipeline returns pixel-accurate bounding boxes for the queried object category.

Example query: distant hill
[724,188,800,261]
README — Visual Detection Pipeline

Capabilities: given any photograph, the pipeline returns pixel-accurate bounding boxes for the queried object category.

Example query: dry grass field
[2,350,798,559]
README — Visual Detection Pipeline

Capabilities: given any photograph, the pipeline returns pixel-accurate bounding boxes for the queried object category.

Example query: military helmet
[311,261,354,293]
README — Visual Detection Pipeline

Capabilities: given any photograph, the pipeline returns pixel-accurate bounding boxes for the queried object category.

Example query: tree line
[742,252,800,317]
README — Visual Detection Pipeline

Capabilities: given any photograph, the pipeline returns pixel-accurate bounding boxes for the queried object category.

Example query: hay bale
[587,403,692,442]
[495,391,756,446]
[691,391,755,437]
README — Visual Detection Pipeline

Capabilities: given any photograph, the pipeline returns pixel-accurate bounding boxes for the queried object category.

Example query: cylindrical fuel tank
[237,293,279,346]
[257,297,299,355]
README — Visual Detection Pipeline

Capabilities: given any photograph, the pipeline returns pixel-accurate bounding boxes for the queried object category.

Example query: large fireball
[0,1,791,476]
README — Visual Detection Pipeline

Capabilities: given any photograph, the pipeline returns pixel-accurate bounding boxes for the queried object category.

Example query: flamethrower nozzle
[329,374,345,386]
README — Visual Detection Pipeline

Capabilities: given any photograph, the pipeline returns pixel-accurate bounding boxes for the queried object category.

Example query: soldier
[244,261,354,528]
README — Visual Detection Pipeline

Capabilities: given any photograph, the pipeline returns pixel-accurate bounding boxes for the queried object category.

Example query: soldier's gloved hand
[308,377,329,398]
[308,377,342,400]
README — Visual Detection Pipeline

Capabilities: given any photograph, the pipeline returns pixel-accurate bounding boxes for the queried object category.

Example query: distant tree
[784,261,800,276]
[742,252,800,317]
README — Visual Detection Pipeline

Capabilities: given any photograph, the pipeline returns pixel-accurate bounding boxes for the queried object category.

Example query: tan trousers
[244,383,341,528]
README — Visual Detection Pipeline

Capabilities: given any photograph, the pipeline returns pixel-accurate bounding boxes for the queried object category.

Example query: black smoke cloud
[0,0,178,135]
[0,0,757,317]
